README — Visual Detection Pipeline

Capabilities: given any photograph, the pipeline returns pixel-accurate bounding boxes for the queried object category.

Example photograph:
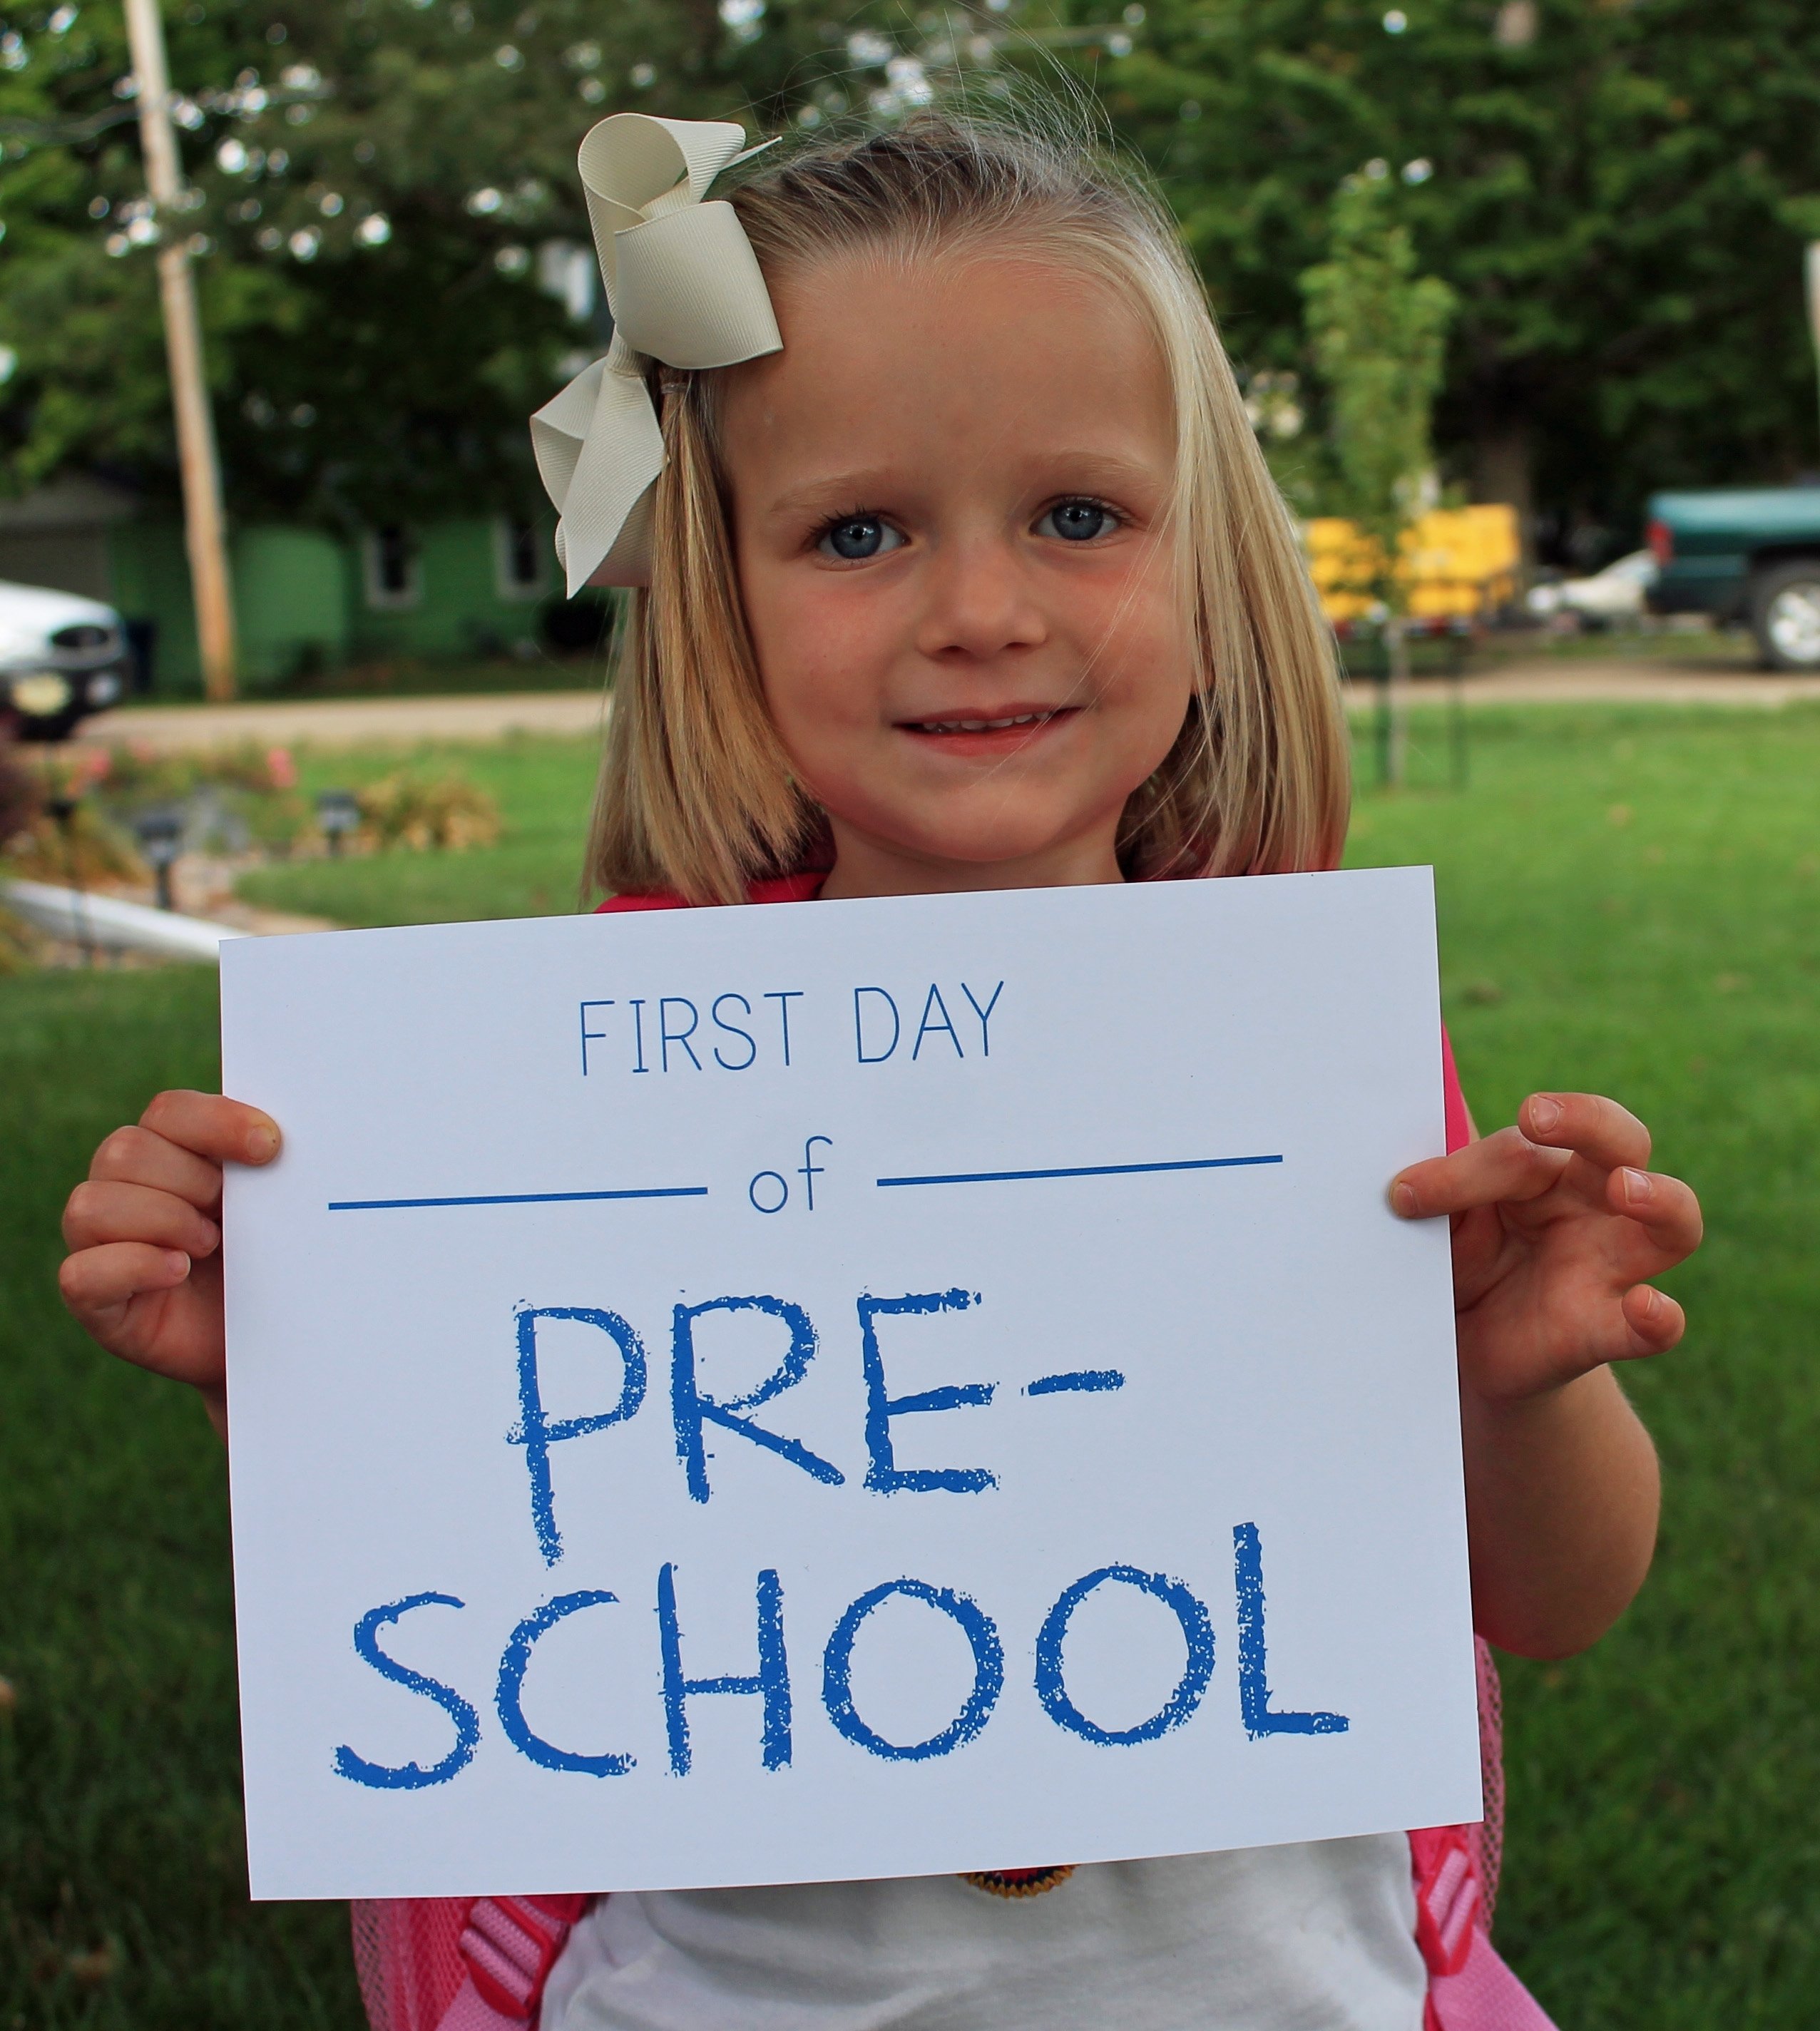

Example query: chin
[903,816,1095,869]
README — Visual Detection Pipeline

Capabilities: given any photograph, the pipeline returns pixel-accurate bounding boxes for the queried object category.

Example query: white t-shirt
[541,1836,1426,2031]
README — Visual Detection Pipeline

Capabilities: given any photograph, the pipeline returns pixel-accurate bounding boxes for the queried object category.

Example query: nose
[913,534,1048,663]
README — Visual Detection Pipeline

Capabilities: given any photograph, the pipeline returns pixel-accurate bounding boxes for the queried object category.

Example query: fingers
[1393,1094,1667,1222]
[1518,1092,1651,1172]
[60,1239,193,1321]
[63,1178,222,1259]
[1392,1124,1570,1219]
[1619,1282,1684,1358]
[90,1122,226,1207]
[60,1089,267,1410]
[138,1090,280,1169]
[58,1239,226,1403]
[1607,1166,1704,1259]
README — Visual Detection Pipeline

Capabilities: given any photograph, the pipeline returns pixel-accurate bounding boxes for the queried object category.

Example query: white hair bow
[530,114,783,595]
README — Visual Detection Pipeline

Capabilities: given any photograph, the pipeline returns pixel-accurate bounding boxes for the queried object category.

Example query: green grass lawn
[1349,707,1820,2022]
[0,971,359,2029]
[4,702,1819,2026]
[1470,620,1757,667]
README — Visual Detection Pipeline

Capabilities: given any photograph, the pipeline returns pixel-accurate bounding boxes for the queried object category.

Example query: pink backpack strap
[440,1896,591,2029]
[1406,1634,1555,2030]
[1413,1811,1560,2031]
[1409,1829,1556,2031]
[352,1895,593,2031]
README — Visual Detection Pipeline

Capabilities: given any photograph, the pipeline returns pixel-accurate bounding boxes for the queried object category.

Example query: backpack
[349,1636,1552,2031]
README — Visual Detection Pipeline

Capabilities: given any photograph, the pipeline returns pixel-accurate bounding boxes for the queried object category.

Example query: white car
[0,578,132,740]
[1525,549,1659,626]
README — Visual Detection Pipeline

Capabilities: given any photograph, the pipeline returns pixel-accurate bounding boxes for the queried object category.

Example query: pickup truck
[1646,486,1820,670]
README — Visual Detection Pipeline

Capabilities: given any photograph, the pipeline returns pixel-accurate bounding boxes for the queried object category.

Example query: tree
[1072,0,1820,554]
[0,0,968,523]
[1299,161,1454,782]
[1301,165,1455,560]
[5,0,1820,552]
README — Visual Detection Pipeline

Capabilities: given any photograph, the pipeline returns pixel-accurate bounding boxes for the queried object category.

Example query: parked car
[1525,549,1657,626]
[1645,486,1820,670]
[0,578,133,740]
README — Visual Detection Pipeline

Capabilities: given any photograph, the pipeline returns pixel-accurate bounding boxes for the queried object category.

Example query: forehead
[717,246,1175,487]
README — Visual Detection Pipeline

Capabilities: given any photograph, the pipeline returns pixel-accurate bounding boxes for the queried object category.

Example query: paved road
[77,660,1820,752]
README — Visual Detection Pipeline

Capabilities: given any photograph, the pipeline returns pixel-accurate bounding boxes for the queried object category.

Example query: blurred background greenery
[3,0,1818,556]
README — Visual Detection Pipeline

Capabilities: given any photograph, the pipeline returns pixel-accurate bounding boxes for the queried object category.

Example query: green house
[0,479,561,694]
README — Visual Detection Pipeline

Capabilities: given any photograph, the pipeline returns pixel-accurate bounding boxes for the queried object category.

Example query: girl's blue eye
[819,516,903,561]
[1039,499,1117,542]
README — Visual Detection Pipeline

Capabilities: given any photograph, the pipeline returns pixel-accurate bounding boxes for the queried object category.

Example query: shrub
[354,771,503,853]
[0,739,146,892]
[2,802,148,888]
[0,733,40,846]
[0,903,41,973]
[96,740,300,806]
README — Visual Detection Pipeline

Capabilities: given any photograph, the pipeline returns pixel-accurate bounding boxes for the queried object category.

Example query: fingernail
[1621,1167,1652,1205]
[1528,1095,1563,1135]
[165,1251,191,1278]
[1390,1181,1418,1217]
[247,1125,278,1162]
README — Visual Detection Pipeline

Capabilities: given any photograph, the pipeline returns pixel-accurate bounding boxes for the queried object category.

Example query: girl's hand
[1390,1092,1702,1405]
[58,1090,280,1441]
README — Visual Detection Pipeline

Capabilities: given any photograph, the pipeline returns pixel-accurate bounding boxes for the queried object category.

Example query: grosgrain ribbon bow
[529,115,782,595]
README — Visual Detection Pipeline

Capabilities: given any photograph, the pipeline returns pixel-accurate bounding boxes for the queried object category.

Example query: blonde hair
[588,108,1349,905]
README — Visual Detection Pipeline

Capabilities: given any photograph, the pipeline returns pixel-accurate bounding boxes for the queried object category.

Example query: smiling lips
[897,705,1079,753]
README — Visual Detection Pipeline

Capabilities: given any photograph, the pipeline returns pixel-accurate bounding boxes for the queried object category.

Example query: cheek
[743,565,895,736]
[1084,569,1196,725]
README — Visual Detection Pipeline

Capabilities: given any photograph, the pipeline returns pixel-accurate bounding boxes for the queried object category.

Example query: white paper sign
[220,868,1479,1902]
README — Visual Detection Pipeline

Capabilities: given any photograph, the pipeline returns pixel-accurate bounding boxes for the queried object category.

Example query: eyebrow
[761,452,1167,524]
[763,471,901,522]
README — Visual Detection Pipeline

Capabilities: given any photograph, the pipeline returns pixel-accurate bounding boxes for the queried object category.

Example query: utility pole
[122,0,237,700]
[1808,242,1820,461]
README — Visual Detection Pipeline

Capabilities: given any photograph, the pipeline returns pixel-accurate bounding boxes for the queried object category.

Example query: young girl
[60,108,1699,2031]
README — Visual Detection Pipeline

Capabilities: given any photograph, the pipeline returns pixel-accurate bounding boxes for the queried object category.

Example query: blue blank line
[875,1155,1282,1189]
[1027,1370,1125,1396]
[327,1187,708,1212]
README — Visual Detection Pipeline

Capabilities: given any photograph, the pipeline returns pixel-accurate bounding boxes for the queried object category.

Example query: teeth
[914,712,1052,734]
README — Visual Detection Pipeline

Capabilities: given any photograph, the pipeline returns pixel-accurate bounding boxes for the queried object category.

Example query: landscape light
[133,807,185,912]
[317,789,360,856]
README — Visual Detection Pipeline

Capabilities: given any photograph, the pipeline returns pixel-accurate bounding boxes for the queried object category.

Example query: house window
[363,526,421,610]
[494,515,548,601]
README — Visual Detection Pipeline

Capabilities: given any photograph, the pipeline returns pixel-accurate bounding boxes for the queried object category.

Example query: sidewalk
[80,689,609,751]
[1345,660,1820,710]
[75,659,1820,752]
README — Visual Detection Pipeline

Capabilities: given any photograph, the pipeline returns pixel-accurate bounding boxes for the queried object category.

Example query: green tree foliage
[1078,0,1820,543]
[1299,163,1455,594]
[3,0,1819,542]
[0,0,964,520]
